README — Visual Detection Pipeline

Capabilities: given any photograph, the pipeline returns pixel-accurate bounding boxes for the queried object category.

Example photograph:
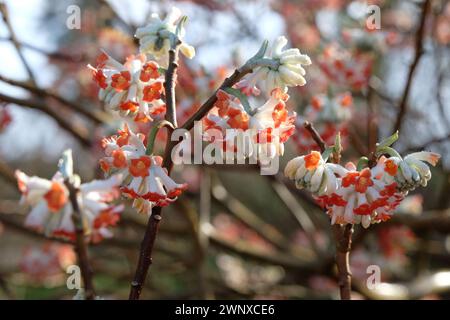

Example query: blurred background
[0,0,449,299]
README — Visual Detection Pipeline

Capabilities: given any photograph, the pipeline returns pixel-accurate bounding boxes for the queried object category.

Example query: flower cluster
[100,124,187,213]
[135,7,195,67]
[89,52,166,123]
[237,36,311,95]
[318,44,373,91]
[20,243,75,282]
[16,168,123,242]
[203,88,296,160]
[292,92,353,152]
[285,149,440,228]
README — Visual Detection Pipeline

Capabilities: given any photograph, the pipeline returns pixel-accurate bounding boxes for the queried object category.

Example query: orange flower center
[304,151,321,170]
[129,156,151,177]
[44,182,67,212]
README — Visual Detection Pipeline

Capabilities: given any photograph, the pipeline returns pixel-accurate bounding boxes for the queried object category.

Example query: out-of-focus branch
[64,180,96,300]
[0,92,92,147]
[270,178,322,257]
[402,133,450,154]
[0,157,15,185]
[205,226,317,271]
[0,3,35,81]
[0,37,86,62]
[211,177,295,253]
[0,75,110,124]
[354,270,450,299]
[393,0,431,133]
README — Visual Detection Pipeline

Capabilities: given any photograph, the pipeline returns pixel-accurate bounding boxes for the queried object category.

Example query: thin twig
[64,180,96,300]
[0,92,92,147]
[393,0,431,133]
[0,75,110,124]
[128,40,182,300]
[304,120,354,300]
[0,3,35,81]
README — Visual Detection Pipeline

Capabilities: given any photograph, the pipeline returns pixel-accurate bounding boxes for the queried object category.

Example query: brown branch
[129,39,182,300]
[164,46,180,127]
[0,156,16,185]
[402,133,450,154]
[393,0,431,133]
[64,180,96,300]
[0,37,86,62]
[206,227,317,271]
[332,224,353,300]
[0,75,110,124]
[211,177,296,253]
[0,3,35,81]
[303,121,326,152]
[181,66,253,131]
[304,120,353,300]
[0,92,92,147]
[128,211,162,300]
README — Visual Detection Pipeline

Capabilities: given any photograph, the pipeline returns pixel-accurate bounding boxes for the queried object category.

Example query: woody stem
[128,45,263,300]
[64,180,96,300]
[304,121,353,300]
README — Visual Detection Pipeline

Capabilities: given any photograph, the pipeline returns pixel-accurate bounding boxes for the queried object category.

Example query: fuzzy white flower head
[375,152,441,192]
[237,36,311,95]
[284,151,344,195]
[89,52,166,123]
[15,170,123,242]
[135,7,195,67]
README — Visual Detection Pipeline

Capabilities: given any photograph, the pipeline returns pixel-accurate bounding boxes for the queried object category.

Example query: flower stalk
[303,121,353,300]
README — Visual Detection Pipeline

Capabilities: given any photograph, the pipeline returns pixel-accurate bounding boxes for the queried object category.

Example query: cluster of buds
[135,7,195,67]
[237,36,311,95]
[292,92,353,152]
[285,134,440,228]
[89,52,166,123]
[318,44,373,91]
[16,151,123,242]
[99,124,187,214]
[203,88,296,161]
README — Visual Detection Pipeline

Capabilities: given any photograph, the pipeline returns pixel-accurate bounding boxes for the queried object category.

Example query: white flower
[203,89,296,161]
[135,7,195,67]
[284,151,343,195]
[375,152,441,192]
[237,36,311,94]
[16,170,123,242]
[100,125,188,207]
[89,52,166,123]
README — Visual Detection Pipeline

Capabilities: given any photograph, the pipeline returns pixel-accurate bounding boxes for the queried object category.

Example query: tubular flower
[284,154,419,228]
[237,36,311,94]
[203,89,296,160]
[135,7,195,67]
[100,125,188,206]
[89,51,165,123]
[15,170,123,242]
[284,151,344,195]
[319,162,405,228]
[373,152,441,192]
